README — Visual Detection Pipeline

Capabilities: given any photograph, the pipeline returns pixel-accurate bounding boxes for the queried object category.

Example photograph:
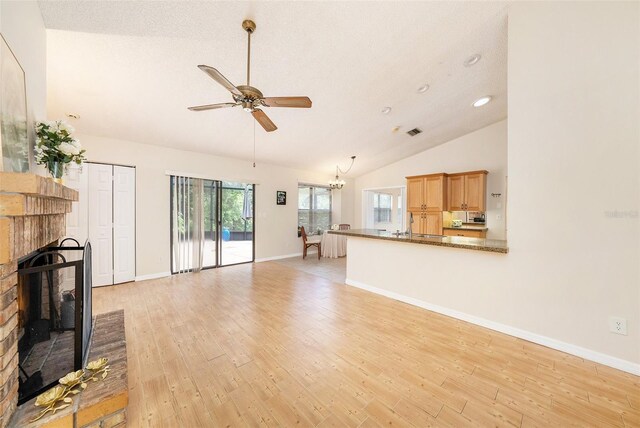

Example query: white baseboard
[255,253,303,263]
[135,271,171,282]
[346,278,640,376]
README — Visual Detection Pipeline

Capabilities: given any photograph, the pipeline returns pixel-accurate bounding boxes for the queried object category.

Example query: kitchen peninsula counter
[328,228,508,254]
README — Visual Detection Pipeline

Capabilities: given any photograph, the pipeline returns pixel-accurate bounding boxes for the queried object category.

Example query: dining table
[321,230,348,258]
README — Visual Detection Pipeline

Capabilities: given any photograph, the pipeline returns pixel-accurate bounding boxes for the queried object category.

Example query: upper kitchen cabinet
[406,173,447,212]
[406,177,425,212]
[447,171,488,211]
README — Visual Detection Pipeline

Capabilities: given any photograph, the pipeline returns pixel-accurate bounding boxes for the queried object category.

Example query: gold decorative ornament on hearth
[30,358,110,422]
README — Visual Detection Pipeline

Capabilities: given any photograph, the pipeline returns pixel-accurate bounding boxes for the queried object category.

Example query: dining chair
[300,226,321,259]
[339,224,351,230]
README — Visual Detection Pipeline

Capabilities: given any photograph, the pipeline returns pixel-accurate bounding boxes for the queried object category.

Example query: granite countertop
[328,228,508,254]
[443,224,489,231]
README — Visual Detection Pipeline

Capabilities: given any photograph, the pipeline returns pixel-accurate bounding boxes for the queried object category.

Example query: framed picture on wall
[276,191,286,205]
[0,35,29,173]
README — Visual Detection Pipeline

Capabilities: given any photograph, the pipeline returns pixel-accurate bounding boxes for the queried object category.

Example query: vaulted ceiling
[40,1,508,176]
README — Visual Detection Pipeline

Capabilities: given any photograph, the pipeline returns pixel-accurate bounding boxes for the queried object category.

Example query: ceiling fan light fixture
[187,19,311,133]
[473,96,492,107]
[464,54,482,67]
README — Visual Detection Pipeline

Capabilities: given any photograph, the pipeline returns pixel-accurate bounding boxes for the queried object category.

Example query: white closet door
[89,164,114,287]
[113,166,136,284]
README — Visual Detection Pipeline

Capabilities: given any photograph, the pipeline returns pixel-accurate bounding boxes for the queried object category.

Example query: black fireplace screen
[17,239,92,404]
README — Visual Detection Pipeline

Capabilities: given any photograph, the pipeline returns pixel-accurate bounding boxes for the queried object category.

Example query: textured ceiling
[40,1,508,177]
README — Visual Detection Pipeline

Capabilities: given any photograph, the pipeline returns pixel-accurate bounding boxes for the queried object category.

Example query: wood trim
[405,173,448,179]
[0,172,78,201]
[446,170,488,177]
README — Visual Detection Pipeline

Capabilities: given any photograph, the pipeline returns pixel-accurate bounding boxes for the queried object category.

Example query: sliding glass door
[203,180,218,268]
[220,182,254,266]
[171,176,254,273]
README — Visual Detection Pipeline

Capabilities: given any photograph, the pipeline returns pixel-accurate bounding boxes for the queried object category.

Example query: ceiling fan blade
[197,65,243,97]
[262,96,312,108]
[188,102,238,111]
[252,109,277,132]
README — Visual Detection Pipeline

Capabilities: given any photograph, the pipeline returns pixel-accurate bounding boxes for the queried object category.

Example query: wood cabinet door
[425,175,445,212]
[464,173,486,211]
[424,212,443,235]
[447,175,465,211]
[406,177,425,211]
[409,212,423,234]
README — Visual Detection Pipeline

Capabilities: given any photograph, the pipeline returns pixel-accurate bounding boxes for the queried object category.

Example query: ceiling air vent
[406,128,423,137]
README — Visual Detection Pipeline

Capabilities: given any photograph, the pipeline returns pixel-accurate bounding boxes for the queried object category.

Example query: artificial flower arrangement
[30,358,110,422]
[34,120,86,181]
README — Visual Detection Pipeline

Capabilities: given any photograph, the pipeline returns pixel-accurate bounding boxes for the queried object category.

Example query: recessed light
[472,96,492,107]
[464,54,481,67]
[417,84,429,94]
[392,126,400,132]
[381,107,392,115]
[66,113,80,119]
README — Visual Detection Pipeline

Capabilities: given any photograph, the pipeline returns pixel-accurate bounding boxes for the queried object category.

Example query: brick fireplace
[0,172,77,428]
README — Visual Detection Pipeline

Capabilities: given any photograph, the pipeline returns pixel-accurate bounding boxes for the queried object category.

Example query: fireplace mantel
[0,172,78,427]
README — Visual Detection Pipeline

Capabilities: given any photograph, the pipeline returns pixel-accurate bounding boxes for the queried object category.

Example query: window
[298,185,332,234]
[373,193,393,223]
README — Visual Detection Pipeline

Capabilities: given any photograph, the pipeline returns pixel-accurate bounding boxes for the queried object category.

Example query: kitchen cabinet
[443,228,487,238]
[406,173,447,212]
[406,173,447,235]
[410,211,442,235]
[406,177,425,212]
[446,171,487,211]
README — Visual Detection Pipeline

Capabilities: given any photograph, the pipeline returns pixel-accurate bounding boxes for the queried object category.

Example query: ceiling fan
[188,19,312,132]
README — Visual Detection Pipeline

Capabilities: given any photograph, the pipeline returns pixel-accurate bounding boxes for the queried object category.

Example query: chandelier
[329,156,356,190]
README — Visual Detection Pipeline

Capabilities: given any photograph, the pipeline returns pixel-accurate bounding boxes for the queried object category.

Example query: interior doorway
[362,186,406,232]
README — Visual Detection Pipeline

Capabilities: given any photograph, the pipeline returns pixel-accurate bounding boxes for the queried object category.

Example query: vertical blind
[171,176,205,273]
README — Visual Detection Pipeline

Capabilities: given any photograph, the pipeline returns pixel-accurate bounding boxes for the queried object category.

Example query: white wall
[0,1,46,170]
[354,120,508,239]
[346,2,639,372]
[506,1,639,367]
[74,133,353,277]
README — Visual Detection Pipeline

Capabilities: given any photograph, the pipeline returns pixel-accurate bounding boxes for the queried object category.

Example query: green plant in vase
[34,120,86,183]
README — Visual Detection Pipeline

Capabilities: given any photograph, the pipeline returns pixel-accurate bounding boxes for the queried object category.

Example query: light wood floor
[93,262,639,427]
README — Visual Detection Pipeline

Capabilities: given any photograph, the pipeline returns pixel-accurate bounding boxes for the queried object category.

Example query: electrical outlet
[609,317,628,335]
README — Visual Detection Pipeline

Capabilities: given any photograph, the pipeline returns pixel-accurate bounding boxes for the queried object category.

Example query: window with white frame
[298,184,332,234]
[373,193,393,223]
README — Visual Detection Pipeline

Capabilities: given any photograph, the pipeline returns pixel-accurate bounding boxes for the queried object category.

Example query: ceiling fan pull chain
[253,119,256,168]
